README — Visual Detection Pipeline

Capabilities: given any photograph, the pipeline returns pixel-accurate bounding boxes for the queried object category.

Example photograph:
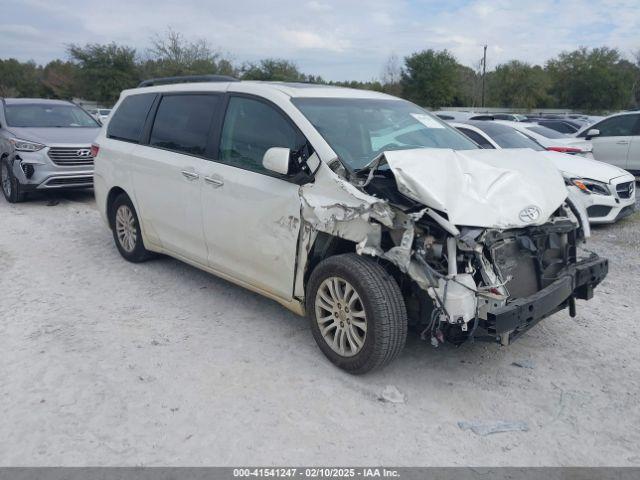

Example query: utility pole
[481,44,487,108]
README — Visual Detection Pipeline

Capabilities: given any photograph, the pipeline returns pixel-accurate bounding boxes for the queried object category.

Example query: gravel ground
[1,189,639,466]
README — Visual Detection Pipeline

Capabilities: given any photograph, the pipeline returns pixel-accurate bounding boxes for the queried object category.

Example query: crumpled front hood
[383,148,568,229]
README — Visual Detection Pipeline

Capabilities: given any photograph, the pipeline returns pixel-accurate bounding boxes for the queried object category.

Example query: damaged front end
[299,148,608,347]
[405,215,608,346]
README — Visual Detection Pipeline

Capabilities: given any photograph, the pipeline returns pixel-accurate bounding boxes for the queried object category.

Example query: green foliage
[401,49,460,108]
[547,47,636,112]
[240,59,307,81]
[487,61,551,109]
[67,42,139,105]
[0,59,44,97]
[452,64,480,107]
[41,60,79,99]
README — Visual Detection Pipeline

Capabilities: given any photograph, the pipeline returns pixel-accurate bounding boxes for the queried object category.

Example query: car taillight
[547,146,582,154]
[91,144,100,158]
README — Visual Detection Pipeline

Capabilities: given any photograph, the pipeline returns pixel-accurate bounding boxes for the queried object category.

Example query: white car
[96,109,111,122]
[574,111,640,175]
[495,120,593,156]
[451,121,636,224]
[433,111,528,122]
[93,77,608,373]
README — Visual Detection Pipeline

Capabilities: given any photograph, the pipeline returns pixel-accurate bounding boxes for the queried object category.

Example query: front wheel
[306,253,407,374]
[1,156,26,203]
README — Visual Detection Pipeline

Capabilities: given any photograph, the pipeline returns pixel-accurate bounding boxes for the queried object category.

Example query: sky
[1,0,639,81]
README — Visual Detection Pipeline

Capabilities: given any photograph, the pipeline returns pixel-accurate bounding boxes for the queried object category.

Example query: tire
[1,156,26,203]
[306,253,407,374]
[109,193,154,263]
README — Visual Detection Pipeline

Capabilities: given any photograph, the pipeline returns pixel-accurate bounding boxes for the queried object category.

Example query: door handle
[204,176,224,187]
[181,170,200,181]
[616,140,630,145]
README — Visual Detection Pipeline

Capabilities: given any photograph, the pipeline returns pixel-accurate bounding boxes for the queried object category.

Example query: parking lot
[1,190,639,466]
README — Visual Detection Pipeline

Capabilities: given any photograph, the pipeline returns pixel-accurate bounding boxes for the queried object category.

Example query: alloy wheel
[115,205,137,253]
[315,276,367,357]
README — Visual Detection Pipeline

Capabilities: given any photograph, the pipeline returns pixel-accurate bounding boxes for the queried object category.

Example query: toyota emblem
[77,149,91,157]
[519,205,541,223]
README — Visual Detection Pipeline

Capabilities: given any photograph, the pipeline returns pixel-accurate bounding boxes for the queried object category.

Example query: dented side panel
[200,160,303,301]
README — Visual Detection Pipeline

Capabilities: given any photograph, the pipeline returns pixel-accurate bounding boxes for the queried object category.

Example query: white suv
[94,76,608,373]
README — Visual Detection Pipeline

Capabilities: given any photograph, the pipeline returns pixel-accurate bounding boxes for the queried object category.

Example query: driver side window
[219,96,304,175]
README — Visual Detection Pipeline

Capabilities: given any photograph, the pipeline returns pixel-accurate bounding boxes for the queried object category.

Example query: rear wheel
[109,193,154,262]
[1,156,26,203]
[306,253,407,374]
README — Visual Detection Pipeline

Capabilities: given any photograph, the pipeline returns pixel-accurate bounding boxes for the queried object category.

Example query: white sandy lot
[1,190,639,466]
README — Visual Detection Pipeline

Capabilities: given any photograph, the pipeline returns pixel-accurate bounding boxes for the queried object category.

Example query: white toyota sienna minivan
[93,75,608,373]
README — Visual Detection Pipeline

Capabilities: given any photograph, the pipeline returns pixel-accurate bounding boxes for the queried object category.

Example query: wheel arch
[302,231,406,298]
[106,186,130,229]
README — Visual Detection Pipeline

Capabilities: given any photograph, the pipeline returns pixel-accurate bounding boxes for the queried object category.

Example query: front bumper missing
[480,255,608,342]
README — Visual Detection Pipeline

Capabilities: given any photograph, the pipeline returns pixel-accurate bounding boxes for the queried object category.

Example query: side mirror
[262,147,291,175]
[585,128,600,140]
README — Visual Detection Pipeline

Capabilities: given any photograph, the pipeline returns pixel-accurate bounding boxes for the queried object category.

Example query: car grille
[45,176,93,186]
[48,147,94,166]
[616,181,635,199]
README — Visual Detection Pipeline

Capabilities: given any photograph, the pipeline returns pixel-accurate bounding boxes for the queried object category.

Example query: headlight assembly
[566,177,611,196]
[9,138,45,152]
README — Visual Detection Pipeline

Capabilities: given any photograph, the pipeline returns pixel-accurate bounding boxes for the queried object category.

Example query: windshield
[475,123,545,151]
[525,125,568,139]
[292,98,477,169]
[5,104,100,128]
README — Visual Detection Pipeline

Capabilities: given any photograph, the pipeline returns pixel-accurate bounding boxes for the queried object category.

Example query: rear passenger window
[457,128,494,149]
[107,94,156,143]
[150,94,220,157]
[219,96,303,174]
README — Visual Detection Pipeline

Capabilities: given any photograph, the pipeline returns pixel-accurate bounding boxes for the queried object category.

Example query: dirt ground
[1,189,639,466]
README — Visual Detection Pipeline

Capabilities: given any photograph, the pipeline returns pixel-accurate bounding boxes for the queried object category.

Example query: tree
[0,59,43,97]
[41,60,78,99]
[240,59,307,81]
[400,49,460,108]
[381,53,402,97]
[68,43,139,105]
[546,47,637,112]
[487,60,551,109]
[142,28,236,78]
[453,64,480,107]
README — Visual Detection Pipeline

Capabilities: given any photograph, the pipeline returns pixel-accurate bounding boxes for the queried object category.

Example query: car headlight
[566,176,611,196]
[9,138,45,152]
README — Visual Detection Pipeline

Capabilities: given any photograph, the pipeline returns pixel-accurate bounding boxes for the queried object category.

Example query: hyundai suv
[0,98,101,202]
[93,76,608,374]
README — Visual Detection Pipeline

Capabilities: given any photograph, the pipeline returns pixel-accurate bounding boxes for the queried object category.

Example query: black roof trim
[137,75,239,88]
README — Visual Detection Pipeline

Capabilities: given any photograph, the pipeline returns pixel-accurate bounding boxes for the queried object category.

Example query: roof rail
[137,75,239,88]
